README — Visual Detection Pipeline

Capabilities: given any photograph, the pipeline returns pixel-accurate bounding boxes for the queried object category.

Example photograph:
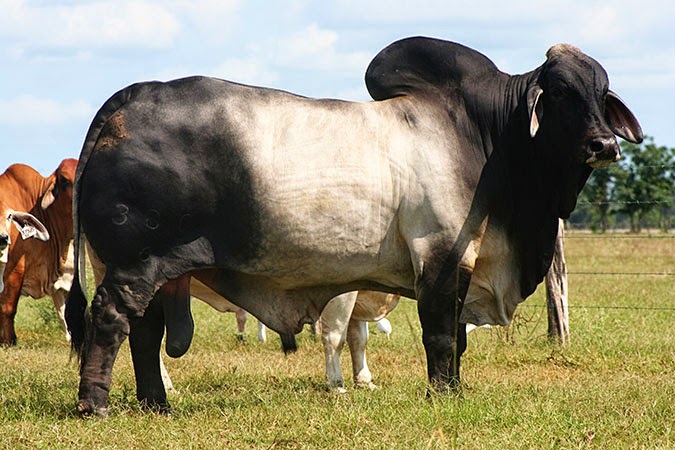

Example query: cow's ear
[527,84,544,138]
[606,91,643,144]
[9,211,50,241]
[40,181,57,209]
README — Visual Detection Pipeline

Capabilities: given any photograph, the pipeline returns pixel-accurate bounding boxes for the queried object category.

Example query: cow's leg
[77,286,131,416]
[50,288,70,342]
[417,264,470,391]
[235,309,247,341]
[0,265,24,346]
[322,324,347,393]
[128,292,167,412]
[347,319,376,390]
[159,353,175,392]
[257,320,267,343]
[320,292,358,393]
[0,293,19,346]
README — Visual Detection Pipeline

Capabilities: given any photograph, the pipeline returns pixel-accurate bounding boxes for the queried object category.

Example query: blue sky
[1,0,673,175]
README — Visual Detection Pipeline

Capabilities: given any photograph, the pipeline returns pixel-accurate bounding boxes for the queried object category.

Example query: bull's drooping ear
[9,211,50,241]
[606,90,644,144]
[527,84,544,138]
[40,180,57,209]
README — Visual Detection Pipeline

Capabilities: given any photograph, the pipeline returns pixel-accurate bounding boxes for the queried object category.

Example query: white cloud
[603,50,675,90]
[0,0,181,49]
[0,95,94,125]
[333,0,567,22]
[170,0,240,43]
[275,24,371,72]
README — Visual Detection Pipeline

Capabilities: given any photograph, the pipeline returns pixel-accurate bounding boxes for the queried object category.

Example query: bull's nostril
[590,139,606,153]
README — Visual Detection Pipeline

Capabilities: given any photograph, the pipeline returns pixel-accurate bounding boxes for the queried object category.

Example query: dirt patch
[93,110,128,151]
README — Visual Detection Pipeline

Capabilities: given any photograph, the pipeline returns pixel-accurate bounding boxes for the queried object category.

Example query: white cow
[192,281,400,392]
[317,290,400,392]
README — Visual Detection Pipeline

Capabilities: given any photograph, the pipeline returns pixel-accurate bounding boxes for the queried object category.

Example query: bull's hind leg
[416,263,470,391]
[77,286,131,416]
[129,292,167,412]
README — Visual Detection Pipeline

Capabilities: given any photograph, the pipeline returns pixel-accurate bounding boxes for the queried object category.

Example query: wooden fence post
[545,219,570,344]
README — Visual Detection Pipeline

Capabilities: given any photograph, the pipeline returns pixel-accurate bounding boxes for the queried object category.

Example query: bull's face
[525,44,643,217]
[527,44,643,169]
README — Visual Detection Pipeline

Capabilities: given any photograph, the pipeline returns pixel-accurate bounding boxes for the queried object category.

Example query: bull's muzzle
[586,137,620,169]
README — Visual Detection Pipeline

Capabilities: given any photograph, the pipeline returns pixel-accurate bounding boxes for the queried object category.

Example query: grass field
[0,232,672,449]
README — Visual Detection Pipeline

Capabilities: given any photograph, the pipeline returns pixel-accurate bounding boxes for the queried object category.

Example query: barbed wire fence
[530,216,674,344]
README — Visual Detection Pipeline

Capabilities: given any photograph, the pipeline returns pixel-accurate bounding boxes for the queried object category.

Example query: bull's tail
[65,82,145,358]
[65,239,87,355]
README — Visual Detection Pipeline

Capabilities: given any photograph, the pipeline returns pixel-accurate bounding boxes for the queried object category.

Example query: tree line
[568,137,675,232]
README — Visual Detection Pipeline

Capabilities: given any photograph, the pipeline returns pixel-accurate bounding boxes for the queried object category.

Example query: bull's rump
[79,77,415,290]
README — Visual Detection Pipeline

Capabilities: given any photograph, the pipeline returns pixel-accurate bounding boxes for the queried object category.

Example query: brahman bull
[0,160,76,345]
[66,37,642,415]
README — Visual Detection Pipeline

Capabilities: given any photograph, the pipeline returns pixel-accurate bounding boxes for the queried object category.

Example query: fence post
[545,219,570,344]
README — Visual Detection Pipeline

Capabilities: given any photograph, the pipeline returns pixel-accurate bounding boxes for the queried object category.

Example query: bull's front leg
[77,286,130,416]
[416,263,471,391]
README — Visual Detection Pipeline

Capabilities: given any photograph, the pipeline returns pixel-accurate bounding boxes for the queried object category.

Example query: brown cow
[0,160,77,345]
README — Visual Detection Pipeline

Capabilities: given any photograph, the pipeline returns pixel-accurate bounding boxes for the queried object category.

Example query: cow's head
[0,209,50,291]
[526,44,643,216]
[41,158,77,213]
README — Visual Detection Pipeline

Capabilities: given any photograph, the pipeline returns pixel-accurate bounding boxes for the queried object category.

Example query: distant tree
[659,146,675,231]
[612,137,674,232]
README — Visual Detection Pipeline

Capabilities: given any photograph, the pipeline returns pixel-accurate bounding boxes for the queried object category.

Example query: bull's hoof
[425,383,463,399]
[139,398,171,415]
[76,400,108,417]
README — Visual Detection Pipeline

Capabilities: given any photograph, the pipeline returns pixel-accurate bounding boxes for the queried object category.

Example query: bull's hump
[365,36,499,101]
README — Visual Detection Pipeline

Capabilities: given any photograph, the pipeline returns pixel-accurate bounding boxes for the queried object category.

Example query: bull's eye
[549,86,565,100]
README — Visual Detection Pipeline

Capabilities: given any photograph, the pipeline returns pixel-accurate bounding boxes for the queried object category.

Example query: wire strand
[520,304,675,311]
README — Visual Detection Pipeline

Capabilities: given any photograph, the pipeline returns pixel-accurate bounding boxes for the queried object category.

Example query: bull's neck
[462,68,561,298]
[463,69,540,156]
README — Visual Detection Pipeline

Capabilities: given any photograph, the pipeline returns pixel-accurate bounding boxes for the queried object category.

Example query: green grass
[0,232,673,449]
